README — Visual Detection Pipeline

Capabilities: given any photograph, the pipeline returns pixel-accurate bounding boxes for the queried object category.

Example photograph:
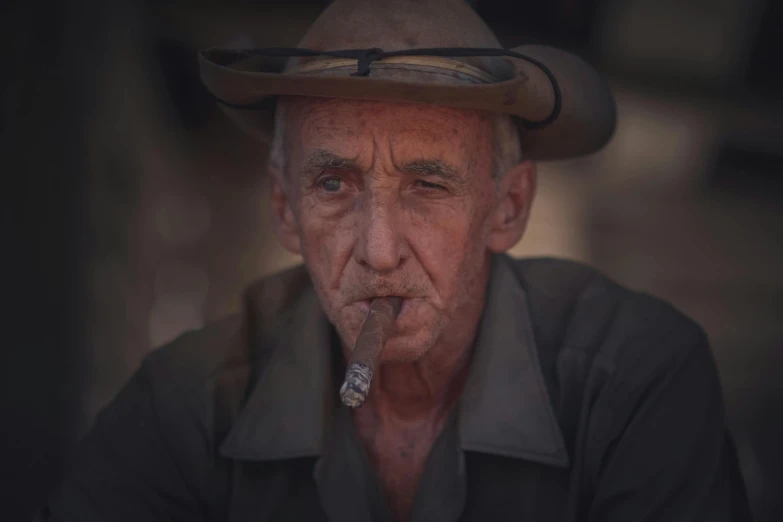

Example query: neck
[351,338,476,522]
[370,346,473,423]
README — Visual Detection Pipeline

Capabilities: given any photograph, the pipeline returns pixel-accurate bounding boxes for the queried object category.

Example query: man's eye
[321,178,342,192]
[416,180,445,190]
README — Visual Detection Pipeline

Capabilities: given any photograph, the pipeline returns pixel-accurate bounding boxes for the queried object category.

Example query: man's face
[277,99,514,362]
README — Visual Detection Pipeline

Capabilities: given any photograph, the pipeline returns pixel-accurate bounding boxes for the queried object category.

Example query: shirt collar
[219,267,334,460]
[220,255,569,468]
[457,254,569,467]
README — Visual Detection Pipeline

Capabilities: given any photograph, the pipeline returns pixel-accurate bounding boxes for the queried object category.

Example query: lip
[357,297,413,321]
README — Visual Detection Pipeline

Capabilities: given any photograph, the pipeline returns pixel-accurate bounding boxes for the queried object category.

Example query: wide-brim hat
[198,0,616,161]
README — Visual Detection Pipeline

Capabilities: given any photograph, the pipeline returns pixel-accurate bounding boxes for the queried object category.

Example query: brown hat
[199,0,616,161]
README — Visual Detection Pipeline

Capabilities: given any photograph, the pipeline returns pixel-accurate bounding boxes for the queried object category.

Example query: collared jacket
[42,255,752,521]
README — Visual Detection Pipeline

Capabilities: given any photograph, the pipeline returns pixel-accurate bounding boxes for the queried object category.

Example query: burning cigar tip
[339,296,403,408]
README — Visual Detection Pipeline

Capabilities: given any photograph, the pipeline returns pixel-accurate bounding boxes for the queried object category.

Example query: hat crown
[199,0,618,160]
[299,0,502,51]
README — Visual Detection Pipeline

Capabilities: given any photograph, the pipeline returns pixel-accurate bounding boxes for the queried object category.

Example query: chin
[333,300,442,361]
[378,332,437,363]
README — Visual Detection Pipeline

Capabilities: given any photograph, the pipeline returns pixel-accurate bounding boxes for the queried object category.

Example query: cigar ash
[339,363,374,408]
[339,296,402,408]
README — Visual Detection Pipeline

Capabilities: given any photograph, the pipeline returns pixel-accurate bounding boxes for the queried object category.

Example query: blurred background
[3,0,782,520]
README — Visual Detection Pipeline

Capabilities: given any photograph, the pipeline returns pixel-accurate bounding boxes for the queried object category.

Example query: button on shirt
[43,255,752,521]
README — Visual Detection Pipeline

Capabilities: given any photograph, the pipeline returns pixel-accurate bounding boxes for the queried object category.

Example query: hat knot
[350,48,385,77]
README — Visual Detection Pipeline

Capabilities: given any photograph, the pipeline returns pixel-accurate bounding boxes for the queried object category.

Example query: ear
[486,160,537,253]
[269,166,302,255]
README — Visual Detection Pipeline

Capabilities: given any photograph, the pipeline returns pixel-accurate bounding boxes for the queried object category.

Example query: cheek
[407,196,490,298]
[296,197,357,291]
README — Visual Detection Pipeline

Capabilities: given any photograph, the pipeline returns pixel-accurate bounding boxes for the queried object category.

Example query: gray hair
[268,101,522,183]
[488,112,523,181]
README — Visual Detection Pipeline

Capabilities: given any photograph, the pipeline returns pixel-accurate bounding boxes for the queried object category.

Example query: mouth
[358,296,414,320]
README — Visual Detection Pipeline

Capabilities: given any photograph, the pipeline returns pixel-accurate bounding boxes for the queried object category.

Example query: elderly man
[43,1,751,521]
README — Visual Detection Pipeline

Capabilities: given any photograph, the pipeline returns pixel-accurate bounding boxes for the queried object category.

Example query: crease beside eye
[417,180,444,190]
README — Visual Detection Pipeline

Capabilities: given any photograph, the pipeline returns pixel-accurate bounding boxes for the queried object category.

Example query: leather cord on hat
[225,47,562,130]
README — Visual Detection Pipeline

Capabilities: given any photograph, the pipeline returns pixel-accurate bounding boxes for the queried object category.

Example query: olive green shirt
[43,255,751,521]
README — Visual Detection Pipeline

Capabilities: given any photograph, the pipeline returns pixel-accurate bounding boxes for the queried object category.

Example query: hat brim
[198,45,616,161]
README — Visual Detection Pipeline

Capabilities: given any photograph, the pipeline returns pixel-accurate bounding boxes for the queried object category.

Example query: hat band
[286,55,497,84]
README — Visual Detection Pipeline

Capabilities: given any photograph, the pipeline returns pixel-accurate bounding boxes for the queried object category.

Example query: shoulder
[145,263,311,379]
[139,264,313,436]
[509,256,710,389]
[141,314,244,397]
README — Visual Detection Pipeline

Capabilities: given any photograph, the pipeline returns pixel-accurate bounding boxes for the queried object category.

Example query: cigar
[339,296,403,408]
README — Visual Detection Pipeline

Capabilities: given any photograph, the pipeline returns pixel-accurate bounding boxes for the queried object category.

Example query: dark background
[3,0,782,520]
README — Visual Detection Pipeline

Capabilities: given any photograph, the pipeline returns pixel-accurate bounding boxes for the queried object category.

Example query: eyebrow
[300,149,359,175]
[401,159,465,185]
[299,149,465,185]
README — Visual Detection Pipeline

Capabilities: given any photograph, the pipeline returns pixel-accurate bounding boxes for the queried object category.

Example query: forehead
[283,98,494,164]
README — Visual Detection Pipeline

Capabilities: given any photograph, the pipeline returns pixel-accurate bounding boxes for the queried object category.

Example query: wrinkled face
[273,99,530,362]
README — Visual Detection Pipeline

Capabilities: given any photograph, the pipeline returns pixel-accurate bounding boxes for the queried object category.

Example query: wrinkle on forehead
[286,98,495,181]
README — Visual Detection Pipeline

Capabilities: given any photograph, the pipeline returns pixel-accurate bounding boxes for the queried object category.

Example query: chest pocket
[227,459,329,522]
[459,453,569,522]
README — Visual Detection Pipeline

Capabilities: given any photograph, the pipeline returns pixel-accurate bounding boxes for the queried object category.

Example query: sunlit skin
[270,98,536,522]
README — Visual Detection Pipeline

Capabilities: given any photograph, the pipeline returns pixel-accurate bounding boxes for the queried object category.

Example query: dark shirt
[42,255,752,521]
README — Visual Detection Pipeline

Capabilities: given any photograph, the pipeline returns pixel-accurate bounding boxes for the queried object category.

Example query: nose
[354,194,406,274]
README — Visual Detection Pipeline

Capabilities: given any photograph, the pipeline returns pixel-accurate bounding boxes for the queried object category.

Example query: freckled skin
[286,99,498,364]
[271,98,535,522]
